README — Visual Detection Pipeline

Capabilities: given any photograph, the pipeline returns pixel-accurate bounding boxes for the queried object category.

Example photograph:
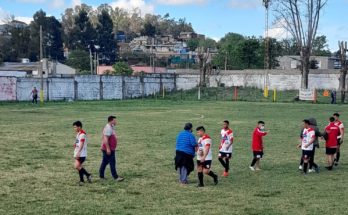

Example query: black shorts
[197,160,212,169]
[253,151,264,159]
[302,150,313,159]
[218,152,232,159]
[326,148,337,155]
[76,157,86,164]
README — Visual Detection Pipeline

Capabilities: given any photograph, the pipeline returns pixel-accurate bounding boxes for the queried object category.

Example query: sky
[0,0,347,51]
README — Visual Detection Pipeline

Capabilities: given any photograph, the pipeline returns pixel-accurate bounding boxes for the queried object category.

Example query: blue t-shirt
[176,130,197,156]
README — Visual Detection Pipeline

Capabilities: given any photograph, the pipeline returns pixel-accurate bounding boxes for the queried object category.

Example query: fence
[0,74,176,101]
[0,70,347,103]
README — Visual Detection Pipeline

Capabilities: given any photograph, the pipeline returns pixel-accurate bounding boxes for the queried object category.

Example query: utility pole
[263,0,271,97]
[89,46,93,75]
[39,25,44,105]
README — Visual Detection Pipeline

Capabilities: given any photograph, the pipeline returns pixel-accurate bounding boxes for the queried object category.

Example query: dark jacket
[175,150,195,175]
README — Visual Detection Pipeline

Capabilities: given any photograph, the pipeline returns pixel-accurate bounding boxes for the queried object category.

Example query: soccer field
[0,100,347,215]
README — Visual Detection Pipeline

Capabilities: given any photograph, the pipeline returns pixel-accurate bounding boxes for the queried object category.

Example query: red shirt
[252,127,268,151]
[101,124,118,151]
[325,122,340,148]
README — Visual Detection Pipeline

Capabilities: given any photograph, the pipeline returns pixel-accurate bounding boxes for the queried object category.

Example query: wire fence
[147,87,347,104]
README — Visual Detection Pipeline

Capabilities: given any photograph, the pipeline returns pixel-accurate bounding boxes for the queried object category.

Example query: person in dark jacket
[175,123,197,185]
[299,118,321,173]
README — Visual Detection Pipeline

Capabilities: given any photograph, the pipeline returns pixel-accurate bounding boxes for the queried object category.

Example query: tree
[112,62,133,75]
[29,10,64,61]
[338,41,348,103]
[187,38,200,51]
[46,16,64,61]
[213,33,245,70]
[70,9,96,51]
[65,49,91,73]
[237,37,261,69]
[96,9,116,65]
[273,0,328,89]
[280,38,299,55]
[8,25,31,61]
[261,37,283,69]
[141,22,156,37]
[312,35,331,56]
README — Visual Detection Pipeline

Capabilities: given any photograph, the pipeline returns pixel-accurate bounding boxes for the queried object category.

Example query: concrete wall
[101,76,123,100]
[0,77,16,101]
[16,78,48,101]
[49,78,74,100]
[0,71,346,101]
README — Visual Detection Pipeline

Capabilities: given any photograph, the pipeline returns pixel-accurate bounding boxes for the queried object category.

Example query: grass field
[0,100,347,215]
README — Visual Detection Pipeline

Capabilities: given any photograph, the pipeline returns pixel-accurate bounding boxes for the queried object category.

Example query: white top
[334,120,344,139]
[301,128,315,151]
[219,128,234,153]
[197,135,212,161]
[74,130,87,157]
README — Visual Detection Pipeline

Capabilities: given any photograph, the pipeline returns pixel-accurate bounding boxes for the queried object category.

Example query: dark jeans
[99,150,118,179]
[32,95,38,104]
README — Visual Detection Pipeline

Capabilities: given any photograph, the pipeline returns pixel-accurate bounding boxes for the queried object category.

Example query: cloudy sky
[0,0,347,51]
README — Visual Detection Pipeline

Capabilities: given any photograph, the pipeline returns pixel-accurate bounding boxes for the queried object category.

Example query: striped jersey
[301,128,315,151]
[74,130,87,157]
[334,120,344,139]
[197,134,212,161]
[219,128,233,153]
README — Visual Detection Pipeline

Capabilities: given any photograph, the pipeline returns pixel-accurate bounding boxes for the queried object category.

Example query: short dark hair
[184,122,193,131]
[329,117,335,122]
[196,126,205,132]
[73,121,82,127]
[333,113,340,117]
[303,119,310,125]
[258,121,265,125]
[108,116,116,122]
[223,120,229,125]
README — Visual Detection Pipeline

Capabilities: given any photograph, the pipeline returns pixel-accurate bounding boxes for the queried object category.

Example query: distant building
[97,65,167,75]
[179,32,198,41]
[277,55,339,70]
[0,60,76,77]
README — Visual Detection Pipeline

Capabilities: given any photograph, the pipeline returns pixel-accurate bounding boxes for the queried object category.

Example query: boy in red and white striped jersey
[196,126,218,187]
[218,120,234,177]
[73,121,92,185]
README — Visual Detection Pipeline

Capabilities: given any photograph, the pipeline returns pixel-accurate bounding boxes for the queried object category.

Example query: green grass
[0,100,347,215]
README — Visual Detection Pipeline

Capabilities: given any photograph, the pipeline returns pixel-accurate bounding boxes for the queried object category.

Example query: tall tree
[29,10,47,61]
[237,37,261,69]
[29,10,64,61]
[70,9,96,51]
[273,0,328,89]
[96,9,116,65]
[312,35,331,56]
[213,33,245,70]
[46,16,64,60]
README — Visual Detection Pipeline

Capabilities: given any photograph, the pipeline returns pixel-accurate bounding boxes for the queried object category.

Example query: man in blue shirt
[175,123,197,185]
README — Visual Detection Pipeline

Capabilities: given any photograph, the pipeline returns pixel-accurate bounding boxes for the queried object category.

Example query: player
[333,113,344,166]
[196,126,218,187]
[298,118,320,173]
[73,121,92,185]
[218,120,234,177]
[99,116,124,181]
[30,87,38,104]
[250,121,268,171]
[323,117,341,170]
[297,119,315,174]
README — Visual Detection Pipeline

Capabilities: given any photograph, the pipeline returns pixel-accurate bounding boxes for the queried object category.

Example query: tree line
[0,3,332,73]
